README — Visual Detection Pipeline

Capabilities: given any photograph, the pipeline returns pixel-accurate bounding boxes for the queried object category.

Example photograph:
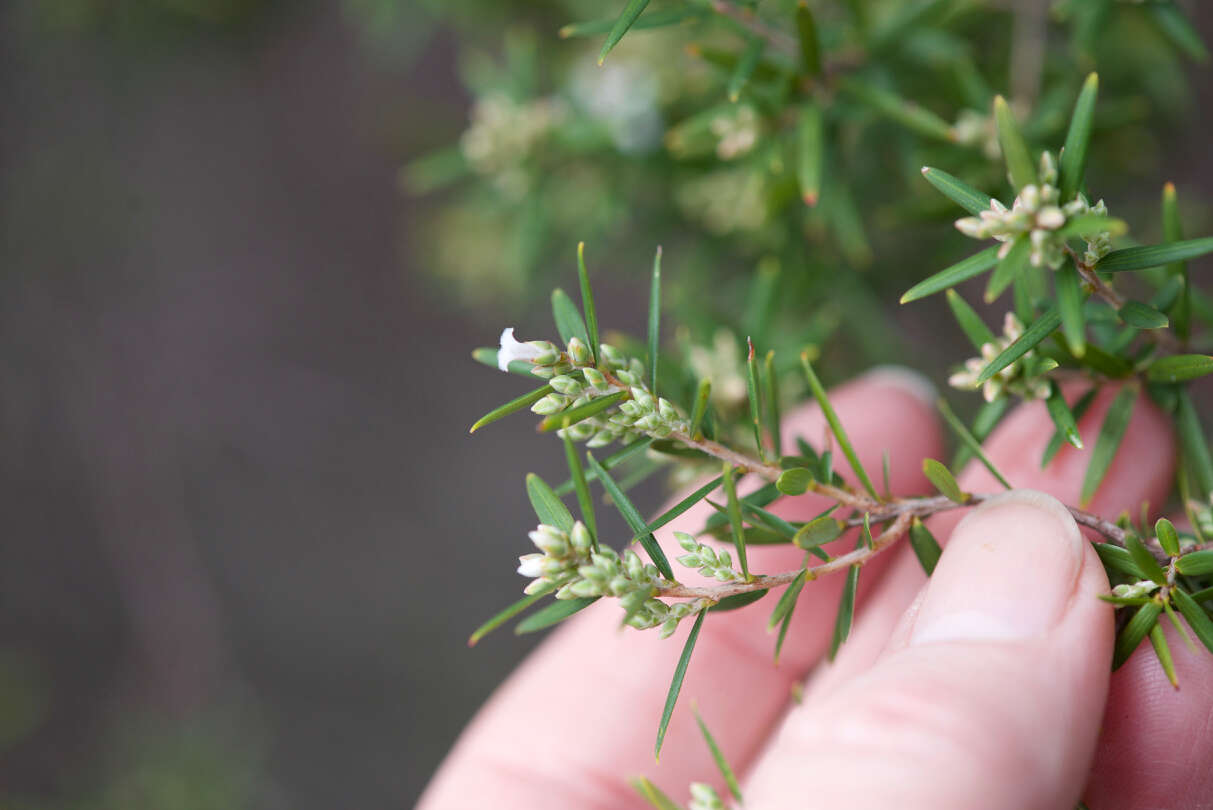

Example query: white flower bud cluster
[635,597,715,639]
[517,522,596,595]
[460,93,567,197]
[675,532,739,581]
[953,151,1112,270]
[710,105,759,160]
[1112,580,1161,599]
[947,312,1052,402]
[688,782,727,810]
[499,329,691,447]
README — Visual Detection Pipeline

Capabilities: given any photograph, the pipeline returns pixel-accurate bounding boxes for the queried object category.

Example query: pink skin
[417,375,1207,810]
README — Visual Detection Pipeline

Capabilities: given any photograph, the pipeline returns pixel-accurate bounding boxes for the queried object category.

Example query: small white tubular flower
[497,328,539,371]
[517,554,546,578]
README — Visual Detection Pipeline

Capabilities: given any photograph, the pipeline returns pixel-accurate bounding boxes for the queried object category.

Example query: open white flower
[497,327,552,371]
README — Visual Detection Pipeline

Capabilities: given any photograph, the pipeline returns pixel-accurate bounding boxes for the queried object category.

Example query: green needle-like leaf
[561,6,696,38]
[689,378,712,439]
[563,430,597,544]
[655,608,706,759]
[1113,600,1162,669]
[985,237,1029,304]
[923,458,967,503]
[722,464,750,581]
[953,397,1010,470]
[800,353,878,497]
[937,398,1013,488]
[1097,237,1213,273]
[554,437,650,495]
[1147,354,1213,383]
[977,308,1061,384]
[1055,259,1086,356]
[1118,301,1169,330]
[648,246,662,393]
[1149,624,1179,689]
[993,95,1036,191]
[1175,391,1213,498]
[1162,183,1191,340]
[599,0,651,65]
[1094,542,1146,579]
[908,518,942,575]
[795,1,822,76]
[901,246,1000,304]
[840,78,955,142]
[1156,518,1181,558]
[470,385,554,433]
[1080,385,1137,506]
[772,570,808,662]
[587,452,674,580]
[1045,382,1084,451]
[694,707,742,801]
[1058,73,1098,201]
[708,590,769,611]
[1125,533,1167,585]
[1042,387,1095,467]
[797,102,824,206]
[526,473,575,532]
[1147,1,1210,62]
[634,475,723,540]
[920,166,993,215]
[746,339,764,460]
[629,777,681,810]
[946,289,996,349]
[515,596,599,634]
[538,390,628,432]
[468,583,556,646]
[1057,214,1127,239]
[551,288,590,349]
[576,242,600,363]
[764,351,782,455]
[727,36,764,102]
[829,563,860,661]
[1172,588,1213,655]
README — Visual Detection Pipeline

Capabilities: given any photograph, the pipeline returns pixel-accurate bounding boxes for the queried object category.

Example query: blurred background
[0,1,1211,807]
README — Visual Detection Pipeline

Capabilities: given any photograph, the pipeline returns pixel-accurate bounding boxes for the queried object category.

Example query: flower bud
[658,398,679,421]
[675,531,698,552]
[566,336,591,365]
[549,375,583,396]
[1036,205,1065,230]
[570,521,593,553]
[530,393,569,415]
[599,343,625,367]
[582,367,608,390]
[517,553,546,579]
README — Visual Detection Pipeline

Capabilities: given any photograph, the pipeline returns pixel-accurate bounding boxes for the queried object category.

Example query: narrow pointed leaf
[923,458,966,503]
[1156,518,1181,557]
[1147,354,1213,383]
[587,452,674,579]
[1125,533,1167,585]
[629,777,681,810]
[576,242,600,363]
[538,390,628,432]
[977,308,1061,383]
[1055,260,1086,356]
[1176,391,1213,498]
[908,518,942,575]
[564,430,597,543]
[801,353,878,497]
[764,351,782,455]
[795,1,822,76]
[599,0,651,64]
[634,475,724,540]
[470,385,554,433]
[1149,624,1179,689]
[468,584,556,646]
[516,596,600,634]
[1080,385,1137,506]
[1147,2,1210,62]
[1118,301,1169,329]
[937,398,1013,488]
[1045,381,1083,450]
[694,708,742,801]
[985,237,1029,303]
[1097,237,1213,273]
[1058,73,1099,201]
[746,339,764,459]
[648,246,662,393]
[552,288,590,349]
[690,378,712,439]
[840,78,955,141]
[709,589,769,611]
[1162,183,1191,340]
[1172,588,1213,655]
[1041,386,1095,463]
[797,102,824,206]
[1113,600,1162,669]
[920,166,993,215]
[953,397,1010,470]
[727,36,764,102]
[1094,542,1146,579]
[554,437,650,495]
[994,95,1036,191]
[655,609,706,759]
[901,246,999,304]
[561,6,696,38]
[526,473,574,532]
[722,464,750,580]
[1057,214,1127,239]
[773,570,808,662]
[946,289,996,349]
[829,563,860,661]
[768,569,808,630]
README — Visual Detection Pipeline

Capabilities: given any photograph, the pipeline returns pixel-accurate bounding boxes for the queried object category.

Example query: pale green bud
[549,375,583,396]
[615,370,639,386]
[567,336,591,365]
[527,341,560,365]
[531,393,570,415]
[570,521,593,553]
[675,531,698,552]
[582,367,608,390]
[599,343,625,367]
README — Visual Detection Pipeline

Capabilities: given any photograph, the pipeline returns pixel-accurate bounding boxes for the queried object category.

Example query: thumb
[744,490,1114,810]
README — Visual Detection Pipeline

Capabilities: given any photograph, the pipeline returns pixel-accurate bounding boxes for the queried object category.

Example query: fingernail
[910,490,1084,645]
[858,365,937,409]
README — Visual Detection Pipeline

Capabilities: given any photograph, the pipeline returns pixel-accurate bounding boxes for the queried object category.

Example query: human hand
[418,370,1210,810]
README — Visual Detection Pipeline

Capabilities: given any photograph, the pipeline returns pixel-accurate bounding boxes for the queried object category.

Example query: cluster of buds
[1112,580,1161,599]
[498,328,691,447]
[633,596,715,638]
[688,782,727,810]
[517,522,596,596]
[675,532,739,581]
[459,93,567,197]
[954,151,1113,270]
[948,313,1053,402]
[710,105,759,160]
